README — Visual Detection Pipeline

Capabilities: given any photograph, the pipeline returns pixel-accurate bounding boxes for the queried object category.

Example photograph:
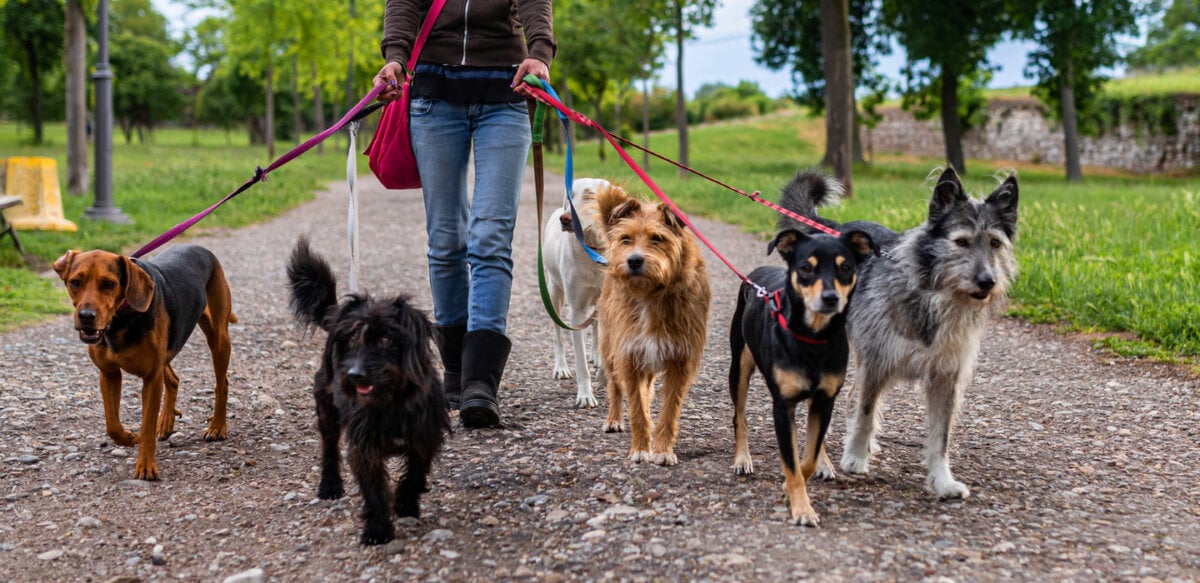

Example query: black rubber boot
[459,329,511,429]
[434,324,467,410]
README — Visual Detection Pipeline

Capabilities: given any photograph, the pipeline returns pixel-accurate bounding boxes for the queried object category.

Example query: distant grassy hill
[984,66,1200,101]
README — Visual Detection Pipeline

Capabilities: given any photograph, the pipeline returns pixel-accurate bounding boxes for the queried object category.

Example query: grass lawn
[545,109,1200,364]
[0,121,352,331]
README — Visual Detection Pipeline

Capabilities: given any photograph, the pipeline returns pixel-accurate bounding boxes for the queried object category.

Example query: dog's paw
[603,421,625,433]
[109,429,138,448]
[813,460,836,481]
[733,454,754,476]
[133,459,160,481]
[553,366,573,380]
[791,509,821,528]
[317,478,345,500]
[651,452,678,466]
[629,450,652,463]
[840,451,871,475]
[869,439,881,454]
[360,522,395,546]
[156,419,176,441]
[928,476,970,500]
[575,392,598,409]
[202,419,227,442]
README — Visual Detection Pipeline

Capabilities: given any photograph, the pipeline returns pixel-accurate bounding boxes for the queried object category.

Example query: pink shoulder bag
[366,0,447,190]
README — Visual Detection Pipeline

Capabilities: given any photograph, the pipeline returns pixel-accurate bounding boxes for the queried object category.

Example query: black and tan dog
[53,245,237,481]
[288,237,449,546]
[728,173,874,526]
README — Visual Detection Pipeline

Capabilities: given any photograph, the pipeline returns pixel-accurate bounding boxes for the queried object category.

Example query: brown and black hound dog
[54,245,237,480]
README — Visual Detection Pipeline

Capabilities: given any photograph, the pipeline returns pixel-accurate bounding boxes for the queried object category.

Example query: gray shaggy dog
[780,167,1018,499]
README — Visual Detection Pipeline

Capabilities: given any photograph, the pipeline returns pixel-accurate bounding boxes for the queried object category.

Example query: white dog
[543,178,614,408]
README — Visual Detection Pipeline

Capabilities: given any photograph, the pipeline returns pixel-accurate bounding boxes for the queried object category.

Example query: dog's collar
[768,290,828,346]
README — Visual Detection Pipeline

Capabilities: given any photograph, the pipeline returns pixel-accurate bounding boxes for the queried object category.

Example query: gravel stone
[0,171,1196,581]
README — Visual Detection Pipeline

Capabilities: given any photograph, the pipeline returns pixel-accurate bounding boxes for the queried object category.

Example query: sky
[152,0,1047,99]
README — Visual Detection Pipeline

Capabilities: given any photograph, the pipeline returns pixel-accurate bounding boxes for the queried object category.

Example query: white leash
[346,120,362,294]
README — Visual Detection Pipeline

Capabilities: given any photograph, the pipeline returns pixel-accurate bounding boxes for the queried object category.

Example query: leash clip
[254,166,267,183]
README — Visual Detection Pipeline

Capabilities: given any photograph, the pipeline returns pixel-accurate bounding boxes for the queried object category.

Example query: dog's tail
[287,237,338,332]
[776,170,846,234]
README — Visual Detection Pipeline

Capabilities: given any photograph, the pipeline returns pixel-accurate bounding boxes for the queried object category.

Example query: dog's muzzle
[75,309,106,344]
[625,254,645,275]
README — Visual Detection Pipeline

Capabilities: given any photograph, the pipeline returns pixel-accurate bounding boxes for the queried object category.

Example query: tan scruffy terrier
[595,186,711,466]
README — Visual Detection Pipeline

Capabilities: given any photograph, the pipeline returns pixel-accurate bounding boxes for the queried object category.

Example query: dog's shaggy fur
[287,238,449,545]
[782,167,1019,499]
[728,172,875,526]
[543,178,614,408]
[596,186,711,466]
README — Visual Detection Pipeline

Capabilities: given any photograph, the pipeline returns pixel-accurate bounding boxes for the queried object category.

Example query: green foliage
[750,0,892,115]
[111,33,188,142]
[1079,93,1181,137]
[900,67,993,131]
[689,81,787,123]
[1022,0,1143,127]
[0,0,65,142]
[542,109,1200,359]
[1126,0,1200,71]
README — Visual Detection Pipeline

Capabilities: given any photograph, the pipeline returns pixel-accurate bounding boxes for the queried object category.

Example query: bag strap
[406,0,448,75]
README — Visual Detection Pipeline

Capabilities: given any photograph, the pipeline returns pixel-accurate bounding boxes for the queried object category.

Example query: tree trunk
[312,63,326,155]
[1060,60,1082,182]
[65,0,88,195]
[819,0,854,196]
[292,55,303,146]
[939,64,966,175]
[851,94,865,164]
[642,76,651,170]
[595,102,606,162]
[266,65,276,159]
[27,51,45,144]
[674,0,689,176]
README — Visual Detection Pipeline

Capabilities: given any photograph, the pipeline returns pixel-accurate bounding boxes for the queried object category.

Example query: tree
[65,0,89,195]
[751,0,892,168]
[819,0,854,195]
[1127,0,1200,70]
[110,0,184,143]
[883,0,1014,175]
[666,0,717,175]
[1,0,65,145]
[556,0,664,161]
[1023,0,1142,181]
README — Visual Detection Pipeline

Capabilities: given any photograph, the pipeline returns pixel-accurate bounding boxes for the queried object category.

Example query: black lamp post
[84,0,131,224]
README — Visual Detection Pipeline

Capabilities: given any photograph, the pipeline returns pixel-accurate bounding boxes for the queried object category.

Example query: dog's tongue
[356,385,374,395]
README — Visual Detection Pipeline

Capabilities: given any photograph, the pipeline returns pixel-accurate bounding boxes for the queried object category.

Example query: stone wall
[863,95,1200,174]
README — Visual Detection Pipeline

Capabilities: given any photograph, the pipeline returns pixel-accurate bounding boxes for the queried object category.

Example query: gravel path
[1,169,1197,582]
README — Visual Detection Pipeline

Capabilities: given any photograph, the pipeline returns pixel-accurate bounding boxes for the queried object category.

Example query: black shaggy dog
[287,237,449,546]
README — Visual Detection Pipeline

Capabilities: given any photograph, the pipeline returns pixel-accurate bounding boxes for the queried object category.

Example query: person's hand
[512,57,549,89]
[373,62,408,102]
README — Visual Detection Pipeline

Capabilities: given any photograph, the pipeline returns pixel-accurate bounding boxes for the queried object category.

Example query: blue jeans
[409,98,531,334]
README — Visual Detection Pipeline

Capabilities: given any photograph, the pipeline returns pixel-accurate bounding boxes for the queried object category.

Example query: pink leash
[131,84,385,259]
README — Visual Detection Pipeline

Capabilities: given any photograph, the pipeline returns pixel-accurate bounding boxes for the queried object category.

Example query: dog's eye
[68,279,82,290]
[377,336,392,348]
[954,238,970,248]
[620,235,633,245]
[839,263,854,277]
[100,280,117,292]
[798,264,815,276]
[650,234,665,244]
[989,237,1002,249]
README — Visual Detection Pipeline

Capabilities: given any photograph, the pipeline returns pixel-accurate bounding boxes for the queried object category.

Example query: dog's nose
[976,274,995,291]
[78,309,97,325]
[626,254,644,272]
[346,362,368,385]
[820,290,841,309]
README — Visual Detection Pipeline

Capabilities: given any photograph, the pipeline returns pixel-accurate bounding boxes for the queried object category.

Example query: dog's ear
[840,229,878,262]
[121,257,155,312]
[606,199,642,227]
[929,167,967,219]
[52,250,79,280]
[985,175,1019,239]
[595,184,634,229]
[769,229,806,262]
[658,204,686,232]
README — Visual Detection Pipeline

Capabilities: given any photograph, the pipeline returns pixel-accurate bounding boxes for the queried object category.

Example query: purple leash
[131,84,386,259]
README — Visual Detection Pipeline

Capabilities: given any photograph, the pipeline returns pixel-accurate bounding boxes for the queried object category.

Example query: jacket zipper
[460,0,470,65]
